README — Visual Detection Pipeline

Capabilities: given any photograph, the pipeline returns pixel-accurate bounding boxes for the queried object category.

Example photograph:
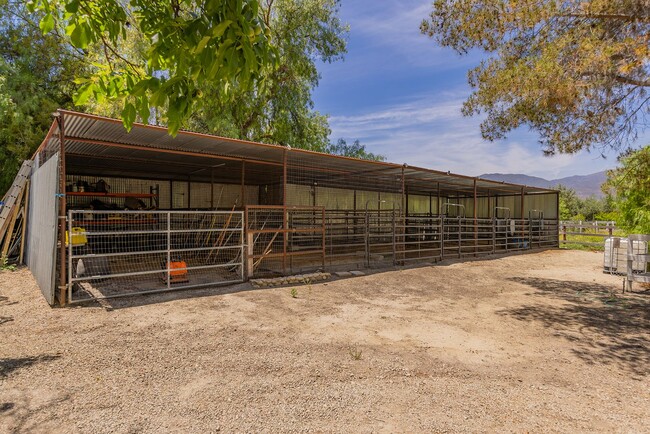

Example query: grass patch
[348,345,363,361]
[0,257,16,272]
[559,229,628,251]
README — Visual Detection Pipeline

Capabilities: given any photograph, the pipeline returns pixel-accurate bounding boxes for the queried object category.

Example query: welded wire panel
[68,210,244,302]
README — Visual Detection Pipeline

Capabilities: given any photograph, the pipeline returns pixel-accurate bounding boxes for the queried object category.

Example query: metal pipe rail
[68,210,244,303]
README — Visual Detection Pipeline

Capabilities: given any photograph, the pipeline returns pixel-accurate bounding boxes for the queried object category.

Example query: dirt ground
[1,249,648,433]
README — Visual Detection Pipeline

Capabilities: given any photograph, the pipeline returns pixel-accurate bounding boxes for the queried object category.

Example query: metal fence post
[365,211,370,268]
[492,217,496,255]
[166,212,171,289]
[240,213,245,282]
[392,209,396,265]
[246,232,254,279]
[457,217,461,258]
[440,216,445,261]
[68,210,73,301]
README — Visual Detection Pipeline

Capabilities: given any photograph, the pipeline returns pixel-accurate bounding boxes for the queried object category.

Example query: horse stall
[22,110,559,305]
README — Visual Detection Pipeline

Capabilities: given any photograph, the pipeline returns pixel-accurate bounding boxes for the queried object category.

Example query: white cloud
[328,93,616,179]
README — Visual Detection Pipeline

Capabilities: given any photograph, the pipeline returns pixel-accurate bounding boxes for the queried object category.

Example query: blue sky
[311,0,623,179]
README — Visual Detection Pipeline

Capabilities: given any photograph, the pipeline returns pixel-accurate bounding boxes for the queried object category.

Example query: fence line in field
[559,220,617,247]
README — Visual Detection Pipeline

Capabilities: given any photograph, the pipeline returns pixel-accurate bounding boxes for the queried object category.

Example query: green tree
[185,0,347,150]
[325,139,385,161]
[28,0,278,134]
[579,196,610,221]
[603,146,650,233]
[557,185,581,220]
[0,1,84,192]
[421,0,650,155]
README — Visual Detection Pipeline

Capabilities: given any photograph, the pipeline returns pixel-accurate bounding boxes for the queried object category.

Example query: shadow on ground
[0,295,17,326]
[0,354,61,379]
[499,277,649,377]
[69,281,259,310]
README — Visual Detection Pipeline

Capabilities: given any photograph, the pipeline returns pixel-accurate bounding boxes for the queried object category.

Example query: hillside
[479,171,607,198]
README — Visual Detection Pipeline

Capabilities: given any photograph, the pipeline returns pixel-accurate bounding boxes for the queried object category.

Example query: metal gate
[67,210,244,302]
[245,206,325,277]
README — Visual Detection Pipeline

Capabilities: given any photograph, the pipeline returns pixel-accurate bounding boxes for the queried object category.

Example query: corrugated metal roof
[43,110,557,197]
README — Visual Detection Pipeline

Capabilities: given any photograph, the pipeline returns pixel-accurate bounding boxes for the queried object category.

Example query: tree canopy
[556,184,612,221]
[603,145,650,233]
[27,0,278,134]
[325,139,385,161]
[185,0,348,150]
[421,0,649,156]
[0,0,388,193]
[0,1,84,191]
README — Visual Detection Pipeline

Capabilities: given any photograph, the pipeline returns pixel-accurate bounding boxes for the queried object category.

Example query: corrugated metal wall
[26,153,59,306]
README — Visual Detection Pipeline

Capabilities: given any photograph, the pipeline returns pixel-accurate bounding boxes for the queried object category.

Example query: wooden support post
[436,183,441,216]
[19,180,30,264]
[57,112,67,306]
[1,185,25,258]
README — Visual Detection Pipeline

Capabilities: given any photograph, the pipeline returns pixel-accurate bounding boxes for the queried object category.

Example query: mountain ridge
[478,171,607,198]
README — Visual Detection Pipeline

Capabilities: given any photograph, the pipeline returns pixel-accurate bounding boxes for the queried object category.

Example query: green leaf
[70,23,90,48]
[65,0,80,13]
[39,13,55,34]
[195,36,212,54]
[212,20,232,38]
[137,98,150,124]
[121,103,136,131]
[73,83,94,106]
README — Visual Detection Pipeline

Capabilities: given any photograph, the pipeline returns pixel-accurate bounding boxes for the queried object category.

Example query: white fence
[559,220,617,248]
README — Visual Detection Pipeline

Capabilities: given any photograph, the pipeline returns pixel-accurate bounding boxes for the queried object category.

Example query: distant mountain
[478,171,607,198]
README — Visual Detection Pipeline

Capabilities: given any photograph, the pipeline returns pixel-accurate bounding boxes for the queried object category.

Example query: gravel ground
[1,249,648,433]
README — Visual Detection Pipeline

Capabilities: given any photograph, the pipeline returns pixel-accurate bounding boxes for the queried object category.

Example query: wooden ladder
[0,160,33,260]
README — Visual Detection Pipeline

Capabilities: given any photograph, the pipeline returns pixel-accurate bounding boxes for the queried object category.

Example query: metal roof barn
[24,110,559,305]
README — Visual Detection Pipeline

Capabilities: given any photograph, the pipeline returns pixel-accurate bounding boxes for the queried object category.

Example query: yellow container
[65,227,88,246]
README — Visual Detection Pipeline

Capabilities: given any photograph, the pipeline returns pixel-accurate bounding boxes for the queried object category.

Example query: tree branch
[613,75,650,87]
[563,13,650,23]
[581,71,650,87]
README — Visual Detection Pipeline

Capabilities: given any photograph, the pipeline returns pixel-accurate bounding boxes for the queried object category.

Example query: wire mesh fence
[67,210,244,302]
